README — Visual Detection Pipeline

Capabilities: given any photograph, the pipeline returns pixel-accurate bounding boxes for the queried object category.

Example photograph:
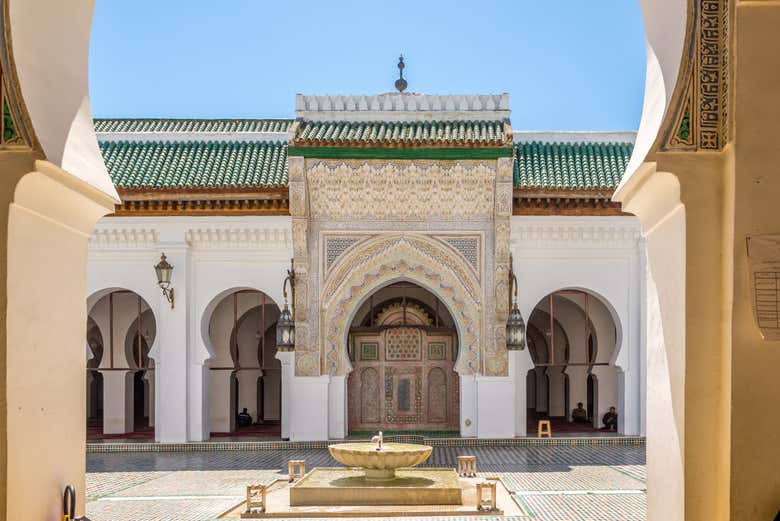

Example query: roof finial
[394,55,407,93]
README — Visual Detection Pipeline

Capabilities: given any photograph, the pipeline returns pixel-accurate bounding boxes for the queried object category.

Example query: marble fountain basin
[328,442,432,479]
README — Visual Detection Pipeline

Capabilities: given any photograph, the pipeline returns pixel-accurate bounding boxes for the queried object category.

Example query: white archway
[199,287,282,438]
[85,288,157,438]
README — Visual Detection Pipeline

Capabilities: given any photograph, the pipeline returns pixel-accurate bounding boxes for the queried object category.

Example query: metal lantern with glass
[506,259,526,350]
[154,253,175,309]
[277,260,296,350]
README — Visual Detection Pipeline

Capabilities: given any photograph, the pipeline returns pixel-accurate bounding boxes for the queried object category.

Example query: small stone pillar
[476,481,497,511]
[457,455,477,477]
[242,484,267,517]
[288,460,305,482]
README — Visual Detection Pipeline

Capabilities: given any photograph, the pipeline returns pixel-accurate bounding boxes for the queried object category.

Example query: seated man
[237,407,253,428]
[601,406,618,431]
[572,402,588,423]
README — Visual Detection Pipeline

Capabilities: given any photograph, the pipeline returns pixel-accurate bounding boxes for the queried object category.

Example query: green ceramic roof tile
[513,141,633,190]
[94,118,293,134]
[293,120,511,147]
[100,140,288,189]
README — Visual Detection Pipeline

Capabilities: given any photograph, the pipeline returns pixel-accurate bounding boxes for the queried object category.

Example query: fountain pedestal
[289,468,462,506]
[289,442,461,507]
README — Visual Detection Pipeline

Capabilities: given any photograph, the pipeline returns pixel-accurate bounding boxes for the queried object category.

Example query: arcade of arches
[85,288,284,439]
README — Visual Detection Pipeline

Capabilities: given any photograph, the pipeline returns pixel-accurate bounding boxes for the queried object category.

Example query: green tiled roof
[293,120,511,147]
[514,141,633,191]
[100,140,288,189]
[94,118,293,134]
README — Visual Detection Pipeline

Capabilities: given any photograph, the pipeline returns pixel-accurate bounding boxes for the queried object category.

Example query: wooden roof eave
[513,187,616,200]
[117,186,289,202]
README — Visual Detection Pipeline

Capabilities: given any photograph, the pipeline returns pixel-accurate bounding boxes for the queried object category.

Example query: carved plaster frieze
[495,182,513,217]
[89,228,158,249]
[185,228,292,250]
[494,264,510,323]
[306,160,496,222]
[293,268,310,322]
[496,156,513,183]
[487,325,508,376]
[494,221,511,263]
[288,155,305,183]
[292,219,308,259]
[288,182,306,217]
[317,235,482,377]
[511,221,642,249]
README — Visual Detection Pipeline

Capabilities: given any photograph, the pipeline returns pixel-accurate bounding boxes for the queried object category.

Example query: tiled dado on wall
[86,436,645,453]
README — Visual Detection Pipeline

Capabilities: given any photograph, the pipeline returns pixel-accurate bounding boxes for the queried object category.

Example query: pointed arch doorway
[347,282,459,434]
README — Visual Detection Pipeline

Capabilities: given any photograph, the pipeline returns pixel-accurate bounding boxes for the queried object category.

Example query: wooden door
[348,327,459,432]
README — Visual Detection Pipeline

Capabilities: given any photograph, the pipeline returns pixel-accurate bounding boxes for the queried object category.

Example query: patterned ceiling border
[662,0,730,151]
[0,0,39,150]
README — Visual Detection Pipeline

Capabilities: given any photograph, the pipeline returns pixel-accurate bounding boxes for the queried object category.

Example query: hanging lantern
[506,257,526,350]
[276,303,295,350]
[277,259,296,350]
[506,301,526,350]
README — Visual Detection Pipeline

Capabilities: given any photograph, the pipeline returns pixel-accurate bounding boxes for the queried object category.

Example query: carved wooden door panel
[348,328,458,432]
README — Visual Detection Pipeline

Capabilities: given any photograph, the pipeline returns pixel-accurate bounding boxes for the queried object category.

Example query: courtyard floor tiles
[86,444,646,521]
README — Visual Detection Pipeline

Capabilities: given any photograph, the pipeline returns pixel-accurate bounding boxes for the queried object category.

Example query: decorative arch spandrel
[313,234,484,377]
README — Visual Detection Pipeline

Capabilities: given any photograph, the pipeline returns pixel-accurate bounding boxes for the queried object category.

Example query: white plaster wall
[511,216,645,436]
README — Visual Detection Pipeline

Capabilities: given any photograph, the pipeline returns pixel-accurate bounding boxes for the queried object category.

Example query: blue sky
[89,1,646,131]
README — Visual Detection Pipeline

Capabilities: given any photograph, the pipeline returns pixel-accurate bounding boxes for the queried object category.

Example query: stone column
[591,365,620,432]
[152,242,190,443]
[262,368,281,421]
[100,370,134,434]
[209,369,236,434]
[547,367,565,418]
[276,351,294,440]
[143,371,155,428]
[566,366,589,421]
[236,369,263,423]
[535,368,548,413]
[509,349,534,436]
[86,370,95,420]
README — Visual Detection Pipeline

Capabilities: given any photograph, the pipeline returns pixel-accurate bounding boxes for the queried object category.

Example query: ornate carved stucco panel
[320,235,482,377]
[306,159,496,221]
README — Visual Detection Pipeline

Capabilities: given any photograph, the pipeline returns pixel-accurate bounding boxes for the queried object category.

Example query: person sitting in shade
[237,407,253,428]
[572,402,588,423]
[601,406,618,431]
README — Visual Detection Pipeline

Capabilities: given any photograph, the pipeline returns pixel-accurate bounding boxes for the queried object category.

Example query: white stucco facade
[86,212,645,441]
